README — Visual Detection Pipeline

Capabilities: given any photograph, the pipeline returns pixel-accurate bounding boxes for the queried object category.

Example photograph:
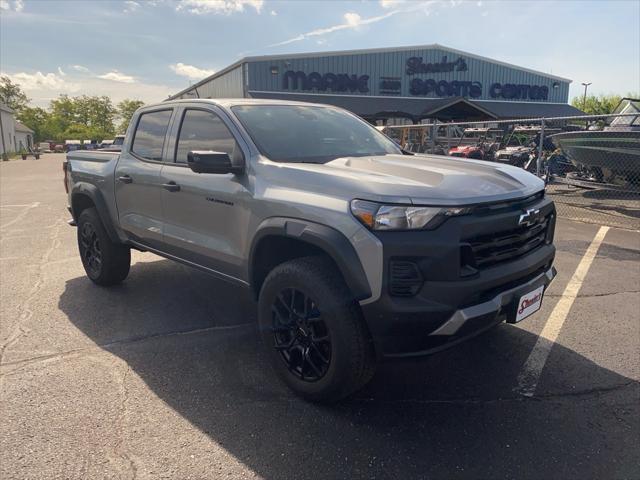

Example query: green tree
[0,75,30,111]
[49,95,78,135]
[79,95,117,140]
[571,94,624,115]
[62,123,92,141]
[48,95,117,141]
[16,106,55,142]
[116,99,145,133]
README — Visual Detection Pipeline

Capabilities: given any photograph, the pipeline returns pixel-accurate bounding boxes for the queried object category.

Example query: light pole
[581,82,592,110]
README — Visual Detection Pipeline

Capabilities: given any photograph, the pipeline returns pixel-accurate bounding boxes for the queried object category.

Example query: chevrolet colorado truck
[65,99,557,402]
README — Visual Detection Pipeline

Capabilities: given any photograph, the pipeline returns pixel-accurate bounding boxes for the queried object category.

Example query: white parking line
[0,202,40,230]
[515,225,610,397]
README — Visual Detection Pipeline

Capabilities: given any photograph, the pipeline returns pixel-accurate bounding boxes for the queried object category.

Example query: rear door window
[131,110,173,161]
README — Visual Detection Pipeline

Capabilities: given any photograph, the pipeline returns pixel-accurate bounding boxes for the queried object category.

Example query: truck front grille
[467,215,551,269]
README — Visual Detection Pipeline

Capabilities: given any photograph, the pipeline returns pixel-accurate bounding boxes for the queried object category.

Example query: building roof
[243,44,573,83]
[15,121,34,133]
[168,44,572,100]
[477,100,584,118]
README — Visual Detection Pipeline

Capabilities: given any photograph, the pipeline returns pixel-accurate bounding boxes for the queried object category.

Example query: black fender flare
[70,182,120,243]
[249,217,372,301]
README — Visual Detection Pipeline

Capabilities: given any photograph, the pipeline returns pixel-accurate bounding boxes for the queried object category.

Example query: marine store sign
[282,70,369,93]
[280,55,551,100]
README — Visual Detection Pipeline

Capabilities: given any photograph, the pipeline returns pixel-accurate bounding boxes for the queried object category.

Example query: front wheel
[258,257,376,402]
[77,207,130,286]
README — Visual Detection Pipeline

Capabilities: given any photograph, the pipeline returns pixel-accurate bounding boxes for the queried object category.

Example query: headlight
[350,199,470,231]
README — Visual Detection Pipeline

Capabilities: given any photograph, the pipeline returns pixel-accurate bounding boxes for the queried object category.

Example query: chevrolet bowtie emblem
[518,208,540,227]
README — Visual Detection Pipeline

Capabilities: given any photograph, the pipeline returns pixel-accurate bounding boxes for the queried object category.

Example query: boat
[551,98,640,184]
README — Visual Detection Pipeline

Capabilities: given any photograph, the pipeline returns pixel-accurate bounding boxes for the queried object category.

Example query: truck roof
[158,98,335,109]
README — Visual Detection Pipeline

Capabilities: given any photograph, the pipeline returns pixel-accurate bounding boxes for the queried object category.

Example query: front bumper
[360,196,556,358]
[362,254,556,358]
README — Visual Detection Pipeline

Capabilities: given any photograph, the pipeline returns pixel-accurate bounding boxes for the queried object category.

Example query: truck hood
[267,154,544,206]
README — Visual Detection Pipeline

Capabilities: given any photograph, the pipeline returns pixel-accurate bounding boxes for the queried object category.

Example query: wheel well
[251,235,341,299]
[71,193,95,219]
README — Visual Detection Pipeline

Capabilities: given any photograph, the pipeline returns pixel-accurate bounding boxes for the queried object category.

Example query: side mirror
[187,150,243,174]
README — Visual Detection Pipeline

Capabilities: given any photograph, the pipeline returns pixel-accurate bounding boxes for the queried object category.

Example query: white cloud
[57,67,66,76]
[71,65,90,73]
[2,71,78,92]
[97,71,136,83]
[176,0,263,15]
[270,9,276,16]
[270,1,446,47]
[1,69,173,108]
[1,0,24,11]
[343,12,361,27]
[379,0,404,8]
[123,0,140,13]
[269,10,398,47]
[379,0,439,13]
[170,63,215,80]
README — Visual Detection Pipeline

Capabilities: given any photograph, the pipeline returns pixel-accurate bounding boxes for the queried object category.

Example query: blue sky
[1,0,638,107]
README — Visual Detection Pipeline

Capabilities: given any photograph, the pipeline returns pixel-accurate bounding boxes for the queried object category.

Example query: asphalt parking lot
[1,154,639,480]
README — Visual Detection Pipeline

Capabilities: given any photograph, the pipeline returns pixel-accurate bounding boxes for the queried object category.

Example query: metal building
[168,44,583,124]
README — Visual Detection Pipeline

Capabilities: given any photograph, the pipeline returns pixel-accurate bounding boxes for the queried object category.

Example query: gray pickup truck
[64,99,557,402]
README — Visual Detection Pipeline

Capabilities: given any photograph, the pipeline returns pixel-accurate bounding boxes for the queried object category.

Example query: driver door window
[174,109,242,164]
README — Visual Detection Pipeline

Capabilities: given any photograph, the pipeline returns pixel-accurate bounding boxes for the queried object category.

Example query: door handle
[118,175,133,184]
[162,181,180,192]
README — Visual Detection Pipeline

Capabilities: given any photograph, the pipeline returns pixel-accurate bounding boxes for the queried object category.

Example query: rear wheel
[77,207,130,286]
[258,256,376,402]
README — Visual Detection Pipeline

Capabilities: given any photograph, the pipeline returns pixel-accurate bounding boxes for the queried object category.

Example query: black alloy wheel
[271,288,331,382]
[79,220,102,277]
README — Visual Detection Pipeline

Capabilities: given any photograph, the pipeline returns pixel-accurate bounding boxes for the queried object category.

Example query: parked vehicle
[448,127,503,159]
[493,126,559,167]
[65,140,82,152]
[38,142,52,153]
[381,124,466,154]
[83,140,99,150]
[64,99,557,402]
[100,134,126,152]
[99,139,114,149]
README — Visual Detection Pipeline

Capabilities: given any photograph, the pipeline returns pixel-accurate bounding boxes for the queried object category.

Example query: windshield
[231,105,402,163]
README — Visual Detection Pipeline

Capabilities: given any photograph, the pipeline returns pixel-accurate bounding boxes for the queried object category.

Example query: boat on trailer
[551,98,640,185]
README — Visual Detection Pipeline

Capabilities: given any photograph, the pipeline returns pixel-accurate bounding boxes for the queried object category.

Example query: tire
[258,256,376,403]
[77,207,130,286]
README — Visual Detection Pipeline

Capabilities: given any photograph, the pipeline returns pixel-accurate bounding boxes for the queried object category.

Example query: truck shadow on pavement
[58,258,639,479]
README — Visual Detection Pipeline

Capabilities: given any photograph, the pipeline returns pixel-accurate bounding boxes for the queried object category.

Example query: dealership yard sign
[281,55,550,101]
